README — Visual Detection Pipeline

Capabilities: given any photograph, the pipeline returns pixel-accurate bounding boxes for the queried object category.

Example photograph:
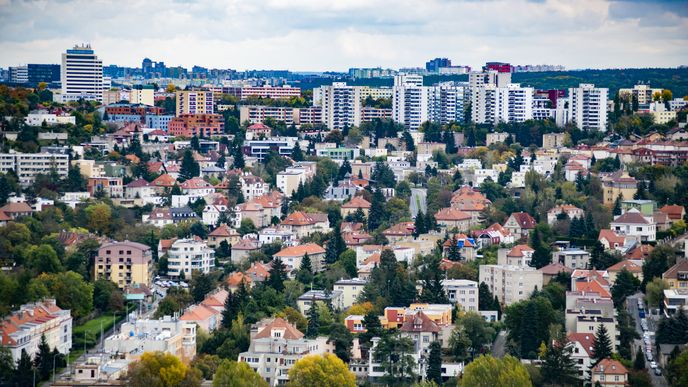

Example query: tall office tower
[9,66,28,83]
[142,58,153,78]
[60,44,103,102]
[567,83,608,131]
[175,90,214,116]
[426,57,452,73]
[428,83,468,124]
[392,74,428,130]
[318,82,362,130]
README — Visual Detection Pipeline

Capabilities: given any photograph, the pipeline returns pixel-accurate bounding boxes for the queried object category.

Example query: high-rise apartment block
[471,83,533,124]
[0,151,69,186]
[317,82,363,130]
[392,74,428,130]
[175,90,214,116]
[58,44,103,102]
[9,66,28,83]
[567,83,608,131]
[95,241,153,289]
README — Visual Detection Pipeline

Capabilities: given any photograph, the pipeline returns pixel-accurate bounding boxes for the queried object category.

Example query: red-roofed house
[274,243,326,273]
[246,122,272,140]
[280,211,331,238]
[591,359,628,387]
[341,196,372,217]
[434,208,472,231]
[610,208,656,242]
[567,332,595,379]
[207,224,241,248]
[607,260,643,284]
[504,212,536,239]
[660,204,686,224]
[547,204,584,225]
[382,222,415,243]
[598,229,627,252]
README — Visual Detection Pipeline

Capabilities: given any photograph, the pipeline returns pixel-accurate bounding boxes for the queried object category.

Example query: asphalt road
[627,294,668,387]
[410,188,427,218]
[491,331,507,358]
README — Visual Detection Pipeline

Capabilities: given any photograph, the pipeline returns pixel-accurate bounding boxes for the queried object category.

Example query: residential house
[0,202,32,219]
[180,304,221,333]
[240,173,270,201]
[567,333,595,379]
[231,238,260,264]
[170,206,200,224]
[440,279,478,312]
[590,359,628,387]
[442,234,477,261]
[0,299,72,363]
[334,278,367,309]
[547,204,584,225]
[606,260,643,284]
[434,208,472,231]
[341,196,371,217]
[125,179,156,200]
[479,265,544,305]
[274,243,327,273]
[144,207,173,228]
[382,222,415,243]
[207,224,241,248]
[554,248,591,270]
[104,317,196,363]
[601,173,637,207]
[663,259,688,290]
[246,261,271,283]
[598,229,628,252]
[499,244,534,266]
[180,177,215,197]
[226,272,253,292]
[539,263,573,285]
[503,212,536,239]
[202,204,229,226]
[280,211,331,238]
[167,238,215,279]
[610,208,656,242]
[297,289,345,314]
[659,205,686,225]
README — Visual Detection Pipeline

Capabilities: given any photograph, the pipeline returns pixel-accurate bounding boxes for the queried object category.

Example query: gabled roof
[180,177,212,189]
[226,272,252,288]
[399,311,441,333]
[607,259,642,273]
[209,224,238,237]
[180,304,219,322]
[246,261,271,280]
[660,205,685,220]
[247,122,271,131]
[232,238,260,251]
[507,244,534,257]
[152,174,177,187]
[567,333,595,356]
[598,229,625,245]
[663,259,688,280]
[281,211,327,226]
[383,222,415,236]
[126,178,151,188]
[434,208,471,221]
[612,209,651,225]
[591,358,628,375]
[625,244,653,260]
[253,318,304,340]
[507,212,536,229]
[274,243,325,258]
[341,196,371,209]
[0,202,32,214]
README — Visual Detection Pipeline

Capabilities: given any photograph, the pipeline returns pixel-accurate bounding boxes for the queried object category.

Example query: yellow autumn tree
[288,353,356,387]
[127,351,201,387]
[459,355,532,387]
[212,360,268,387]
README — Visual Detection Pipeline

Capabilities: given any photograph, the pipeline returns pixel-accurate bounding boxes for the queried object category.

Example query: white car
[650,361,658,369]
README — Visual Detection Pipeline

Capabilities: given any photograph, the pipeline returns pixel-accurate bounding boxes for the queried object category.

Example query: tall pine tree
[267,258,287,293]
[591,324,613,366]
[222,291,239,329]
[413,211,426,237]
[306,297,319,338]
[368,188,386,231]
[34,334,52,380]
[426,341,443,384]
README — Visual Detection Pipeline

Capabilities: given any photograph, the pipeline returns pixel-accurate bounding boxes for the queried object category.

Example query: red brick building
[168,114,224,137]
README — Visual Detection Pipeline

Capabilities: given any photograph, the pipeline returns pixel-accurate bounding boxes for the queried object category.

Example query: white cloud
[0,0,686,70]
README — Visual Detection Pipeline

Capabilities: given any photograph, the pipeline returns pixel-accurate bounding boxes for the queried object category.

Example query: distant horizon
[1,0,686,70]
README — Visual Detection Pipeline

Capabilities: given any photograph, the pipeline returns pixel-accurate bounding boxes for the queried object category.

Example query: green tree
[645,278,669,308]
[291,142,304,162]
[413,211,426,237]
[667,348,688,387]
[212,360,268,387]
[373,333,417,384]
[28,271,94,320]
[633,346,646,370]
[179,149,200,181]
[33,334,52,380]
[14,349,33,387]
[25,244,63,274]
[611,269,640,307]
[368,188,386,231]
[306,297,319,338]
[460,355,531,387]
[418,255,449,304]
[238,218,257,236]
[93,279,124,313]
[287,353,356,387]
[591,324,613,366]
[328,323,353,363]
[642,245,676,287]
[529,226,551,269]
[266,258,287,293]
[190,271,215,303]
[296,253,313,285]
[426,341,442,385]
[541,331,580,386]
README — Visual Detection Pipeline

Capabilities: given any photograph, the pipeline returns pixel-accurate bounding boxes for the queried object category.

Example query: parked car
[646,352,654,361]
[650,361,658,369]
[654,368,662,376]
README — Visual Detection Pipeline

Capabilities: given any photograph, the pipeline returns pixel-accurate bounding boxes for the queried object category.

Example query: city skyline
[1,0,687,71]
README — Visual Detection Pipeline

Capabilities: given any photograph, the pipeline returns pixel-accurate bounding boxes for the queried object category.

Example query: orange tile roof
[382,222,415,236]
[253,318,304,340]
[180,177,212,189]
[180,304,219,322]
[246,262,271,280]
[274,243,325,257]
[625,244,653,260]
[341,196,371,209]
[0,202,32,214]
[567,333,595,356]
[591,359,628,375]
[434,208,471,221]
[664,259,688,280]
[660,205,685,220]
[575,280,611,299]
[507,244,534,257]
[226,272,252,288]
[539,262,573,275]
[399,311,441,333]
[281,211,326,226]
[152,174,177,187]
[598,229,626,246]
[209,224,238,237]
[607,260,642,273]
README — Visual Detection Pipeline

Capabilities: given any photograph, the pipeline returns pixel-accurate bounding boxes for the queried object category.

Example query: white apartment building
[441,279,479,312]
[129,85,154,106]
[479,264,543,305]
[618,84,662,106]
[0,299,72,363]
[9,65,28,83]
[0,151,69,186]
[167,238,215,279]
[239,105,298,126]
[239,318,331,387]
[427,83,468,124]
[276,162,316,196]
[471,83,533,124]
[609,208,656,242]
[58,44,103,103]
[24,110,76,126]
[567,84,608,131]
[317,82,362,130]
[393,74,428,130]
[104,317,196,362]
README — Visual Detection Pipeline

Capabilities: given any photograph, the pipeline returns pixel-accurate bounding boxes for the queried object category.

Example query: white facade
[427,83,467,124]
[567,84,608,131]
[0,151,69,186]
[317,82,362,130]
[442,279,479,312]
[393,74,428,130]
[167,238,215,279]
[60,44,103,102]
[479,264,543,306]
[104,317,196,361]
[471,83,533,124]
[25,111,76,126]
[334,278,367,309]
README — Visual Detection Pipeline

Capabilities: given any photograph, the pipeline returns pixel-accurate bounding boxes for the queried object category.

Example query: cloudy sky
[0,0,686,71]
